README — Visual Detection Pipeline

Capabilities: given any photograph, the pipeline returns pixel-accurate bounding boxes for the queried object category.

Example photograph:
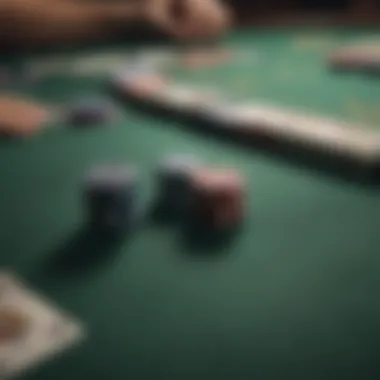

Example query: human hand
[0,96,50,137]
[140,0,232,41]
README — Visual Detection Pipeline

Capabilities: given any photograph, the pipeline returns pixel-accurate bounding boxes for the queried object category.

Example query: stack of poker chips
[84,164,139,233]
[66,98,117,127]
[84,157,245,234]
[156,155,201,217]
[190,168,245,230]
[156,155,245,230]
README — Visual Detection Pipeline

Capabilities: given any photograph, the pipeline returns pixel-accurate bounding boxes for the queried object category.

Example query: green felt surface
[1,28,380,380]
[169,30,380,125]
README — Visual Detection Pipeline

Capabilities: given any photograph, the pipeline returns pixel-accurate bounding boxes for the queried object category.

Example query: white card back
[0,272,85,379]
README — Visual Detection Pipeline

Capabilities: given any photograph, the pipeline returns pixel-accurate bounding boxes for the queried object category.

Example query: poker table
[1,27,380,380]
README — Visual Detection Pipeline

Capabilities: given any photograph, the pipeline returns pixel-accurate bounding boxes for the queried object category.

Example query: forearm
[0,0,143,48]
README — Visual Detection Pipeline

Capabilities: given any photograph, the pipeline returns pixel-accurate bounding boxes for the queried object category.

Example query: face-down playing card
[0,272,85,379]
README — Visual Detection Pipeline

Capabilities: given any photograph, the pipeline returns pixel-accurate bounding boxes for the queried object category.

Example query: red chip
[190,168,245,228]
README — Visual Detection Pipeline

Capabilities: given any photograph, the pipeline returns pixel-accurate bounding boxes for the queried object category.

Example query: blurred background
[229,0,379,26]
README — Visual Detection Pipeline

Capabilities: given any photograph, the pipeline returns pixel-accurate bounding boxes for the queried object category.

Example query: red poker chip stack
[190,168,245,229]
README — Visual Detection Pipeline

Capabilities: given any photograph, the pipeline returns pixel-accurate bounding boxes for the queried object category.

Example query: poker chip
[84,164,140,231]
[158,154,201,178]
[156,154,202,214]
[190,168,245,229]
[191,168,244,194]
[0,305,31,343]
[66,98,117,127]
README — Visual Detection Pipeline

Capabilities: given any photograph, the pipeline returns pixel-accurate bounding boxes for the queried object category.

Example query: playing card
[0,272,85,379]
[205,103,275,126]
[117,75,168,102]
[110,62,160,90]
[148,84,211,111]
[196,101,239,126]
[198,98,380,162]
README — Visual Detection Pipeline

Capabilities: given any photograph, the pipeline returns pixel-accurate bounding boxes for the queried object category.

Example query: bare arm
[0,0,143,48]
[0,0,231,49]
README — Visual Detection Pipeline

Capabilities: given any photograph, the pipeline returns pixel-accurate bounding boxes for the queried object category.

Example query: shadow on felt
[42,227,125,276]
[147,184,242,253]
[179,221,240,255]
[148,199,240,254]
[148,198,179,226]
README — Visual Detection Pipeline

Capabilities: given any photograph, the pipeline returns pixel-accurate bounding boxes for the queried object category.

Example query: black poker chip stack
[84,164,139,234]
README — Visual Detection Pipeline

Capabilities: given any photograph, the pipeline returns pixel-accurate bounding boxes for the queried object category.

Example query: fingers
[188,0,231,39]
[0,96,49,137]
[209,0,233,37]
[143,0,232,41]
[174,0,231,40]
